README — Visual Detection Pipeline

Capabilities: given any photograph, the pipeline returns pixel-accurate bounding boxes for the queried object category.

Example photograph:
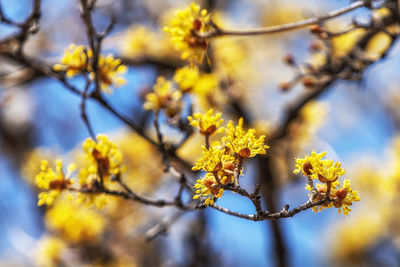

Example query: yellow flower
[45,199,106,243]
[89,54,127,94]
[188,109,224,136]
[294,151,345,183]
[306,179,360,215]
[53,44,90,77]
[122,25,157,58]
[35,236,66,267]
[173,66,200,93]
[223,118,269,158]
[143,77,182,117]
[80,134,124,185]
[193,173,224,205]
[193,145,235,170]
[164,3,210,63]
[35,160,75,206]
[54,44,127,94]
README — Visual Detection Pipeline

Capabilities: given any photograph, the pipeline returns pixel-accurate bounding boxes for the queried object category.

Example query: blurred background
[1,0,400,266]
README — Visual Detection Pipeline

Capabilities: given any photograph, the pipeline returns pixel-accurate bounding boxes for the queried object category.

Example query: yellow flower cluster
[164,3,210,63]
[34,134,124,208]
[306,179,361,215]
[122,25,179,59]
[173,66,225,109]
[173,66,200,93]
[90,54,128,94]
[45,199,106,243]
[194,173,225,205]
[80,134,124,185]
[294,151,360,214]
[294,151,345,183]
[53,44,89,77]
[35,160,75,206]
[143,77,182,117]
[188,109,224,136]
[223,118,269,159]
[53,44,127,93]
[192,114,269,205]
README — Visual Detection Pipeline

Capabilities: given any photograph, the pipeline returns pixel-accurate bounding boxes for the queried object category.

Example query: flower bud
[302,161,313,176]
[335,188,348,200]
[239,147,251,158]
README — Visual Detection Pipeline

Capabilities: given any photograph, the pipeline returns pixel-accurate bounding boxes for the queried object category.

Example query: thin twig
[200,0,370,38]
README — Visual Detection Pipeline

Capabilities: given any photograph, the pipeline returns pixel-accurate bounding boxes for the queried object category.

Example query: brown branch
[200,0,370,38]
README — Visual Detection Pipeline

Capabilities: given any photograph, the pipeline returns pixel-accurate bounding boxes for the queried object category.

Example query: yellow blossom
[193,173,224,205]
[45,199,106,243]
[79,134,124,186]
[54,44,127,94]
[188,109,224,136]
[223,118,269,158]
[143,76,182,117]
[294,151,345,183]
[35,236,66,267]
[53,44,90,77]
[122,25,157,57]
[193,144,235,171]
[306,179,360,215]
[35,160,75,206]
[89,53,127,94]
[173,66,200,93]
[164,3,210,63]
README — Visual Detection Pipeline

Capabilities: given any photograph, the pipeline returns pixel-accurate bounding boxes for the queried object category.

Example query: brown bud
[333,201,342,208]
[99,157,110,174]
[205,124,217,135]
[239,147,251,158]
[335,188,348,200]
[279,82,292,92]
[318,174,329,183]
[283,54,295,65]
[302,161,313,176]
[193,18,202,31]
[49,179,71,190]
[223,162,235,171]
[204,178,215,188]
[302,76,317,88]
[92,148,102,161]
[213,162,223,172]
[310,42,323,52]
[210,186,220,196]
[188,36,198,47]
[309,25,323,34]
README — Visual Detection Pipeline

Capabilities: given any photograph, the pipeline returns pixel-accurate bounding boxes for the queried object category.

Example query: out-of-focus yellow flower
[45,199,106,243]
[173,66,200,93]
[164,3,210,63]
[289,101,328,150]
[35,236,66,267]
[53,44,90,77]
[188,109,224,136]
[79,134,124,186]
[122,26,157,57]
[365,32,392,61]
[35,160,75,206]
[294,151,345,183]
[223,118,269,158]
[193,172,224,205]
[330,28,366,58]
[89,54,127,94]
[143,77,182,117]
